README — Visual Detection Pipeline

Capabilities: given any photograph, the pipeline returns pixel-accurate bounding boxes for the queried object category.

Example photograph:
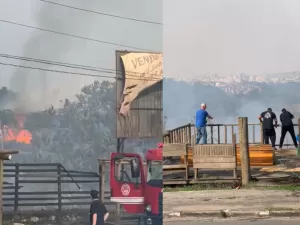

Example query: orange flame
[3,128,32,144]
[2,114,32,144]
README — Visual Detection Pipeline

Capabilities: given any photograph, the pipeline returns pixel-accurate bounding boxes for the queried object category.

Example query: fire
[3,127,32,144]
[1,114,32,144]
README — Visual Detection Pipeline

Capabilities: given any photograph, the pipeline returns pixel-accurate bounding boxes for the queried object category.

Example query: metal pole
[0,127,3,150]
[117,138,124,153]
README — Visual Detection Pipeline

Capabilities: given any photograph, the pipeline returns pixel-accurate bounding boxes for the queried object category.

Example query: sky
[0,0,162,110]
[163,0,300,78]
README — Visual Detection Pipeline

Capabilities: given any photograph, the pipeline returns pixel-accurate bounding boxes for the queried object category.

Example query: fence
[2,163,113,217]
[164,121,300,146]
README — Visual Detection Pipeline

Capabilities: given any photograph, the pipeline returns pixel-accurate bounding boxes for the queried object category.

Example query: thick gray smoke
[3,1,158,206]
[9,1,103,112]
[164,78,300,146]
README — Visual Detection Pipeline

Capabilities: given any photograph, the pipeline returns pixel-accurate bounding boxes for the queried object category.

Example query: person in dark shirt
[259,108,278,150]
[279,108,298,149]
[89,190,109,225]
[195,103,213,144]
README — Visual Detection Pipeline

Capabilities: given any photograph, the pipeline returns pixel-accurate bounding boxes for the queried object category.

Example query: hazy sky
[0,0,161,109]
[163,0,300,78]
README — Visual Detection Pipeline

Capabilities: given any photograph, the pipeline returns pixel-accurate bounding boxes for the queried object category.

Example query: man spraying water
[195,103,213,144]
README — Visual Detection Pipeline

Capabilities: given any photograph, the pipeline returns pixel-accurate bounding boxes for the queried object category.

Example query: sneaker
[272,147,277,151]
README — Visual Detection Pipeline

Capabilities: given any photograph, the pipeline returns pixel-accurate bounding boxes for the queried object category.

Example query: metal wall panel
[115,51,163,138]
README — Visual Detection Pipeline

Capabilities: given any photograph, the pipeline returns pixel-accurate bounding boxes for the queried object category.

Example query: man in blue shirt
[195,103,213,144]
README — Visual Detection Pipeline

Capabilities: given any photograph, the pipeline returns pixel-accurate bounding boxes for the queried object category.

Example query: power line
[0,61,161,82]
[0,61,113,78]
[0,19,154,51]
[0,54,118,74]
[0,53,162,78]
[39,0,162,25]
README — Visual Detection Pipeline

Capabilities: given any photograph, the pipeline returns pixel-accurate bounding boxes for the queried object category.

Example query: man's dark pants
[279,125,298,148]
[263,128,276,147]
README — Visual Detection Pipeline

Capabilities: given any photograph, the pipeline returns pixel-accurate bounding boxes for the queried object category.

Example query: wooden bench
[182,144,274,168]
[163,143,188,180]
[192,144,237,179]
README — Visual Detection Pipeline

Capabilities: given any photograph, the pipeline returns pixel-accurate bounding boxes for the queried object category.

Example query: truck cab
[110,144,163,225]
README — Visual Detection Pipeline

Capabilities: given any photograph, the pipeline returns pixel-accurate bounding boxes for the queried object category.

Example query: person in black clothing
[279,108,298,149]
[259,108,278,150]
[89,190,109,225]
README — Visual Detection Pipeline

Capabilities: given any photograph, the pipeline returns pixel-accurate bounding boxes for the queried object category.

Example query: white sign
[121,183,131,196]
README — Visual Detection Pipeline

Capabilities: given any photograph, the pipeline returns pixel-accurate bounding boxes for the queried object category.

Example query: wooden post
[116,203,120,224]
[260,122,264,144]
[115,162,121,224]
[210,126,214,144]
[238,117,251,186]
[217,125,220,144]
[98,161,105,202]
[188,123,192,145]
[0,150,19,225]
[232,133,237,179]
[0,160,3,225]
[224,126,228,144]
[252,125,255,143]
[184,145,189,180]
[231,125,234,143]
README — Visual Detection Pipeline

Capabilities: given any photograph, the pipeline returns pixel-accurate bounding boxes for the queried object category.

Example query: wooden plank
[194,162,236,169]
[236,144,273,151]
[194,156,236,163]
[192,145,236,169]
[193,144,235,156]
[285,168,300,172]
[163,143,187,157]
[163,165,187,169]
[260,165,300,172]
[163,180,188,185]
[189,179,237,184]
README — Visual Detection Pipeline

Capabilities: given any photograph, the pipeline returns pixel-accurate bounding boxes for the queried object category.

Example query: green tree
[24,80,117,171]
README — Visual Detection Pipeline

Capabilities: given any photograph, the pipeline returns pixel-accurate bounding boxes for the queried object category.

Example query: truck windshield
[147,160,162,187]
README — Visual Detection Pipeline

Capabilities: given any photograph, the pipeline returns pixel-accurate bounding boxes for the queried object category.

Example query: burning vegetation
[1,114,32,144]
[0,81,157,172]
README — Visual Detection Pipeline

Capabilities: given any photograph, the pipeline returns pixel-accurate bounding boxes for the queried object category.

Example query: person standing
[279,108,298,149]
[90,190,109,225]
[259,108,278,150]
[195,103,213,144]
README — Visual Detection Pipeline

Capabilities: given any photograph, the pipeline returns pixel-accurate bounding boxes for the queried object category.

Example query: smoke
[0,86,17,109]
[164,78,300,146]
[9,1,104,113]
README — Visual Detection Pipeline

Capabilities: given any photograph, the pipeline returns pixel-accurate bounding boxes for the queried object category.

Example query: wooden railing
[164,122,300,146]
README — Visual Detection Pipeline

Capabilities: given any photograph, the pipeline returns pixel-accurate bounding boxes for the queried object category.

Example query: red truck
[110,143,163,225]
